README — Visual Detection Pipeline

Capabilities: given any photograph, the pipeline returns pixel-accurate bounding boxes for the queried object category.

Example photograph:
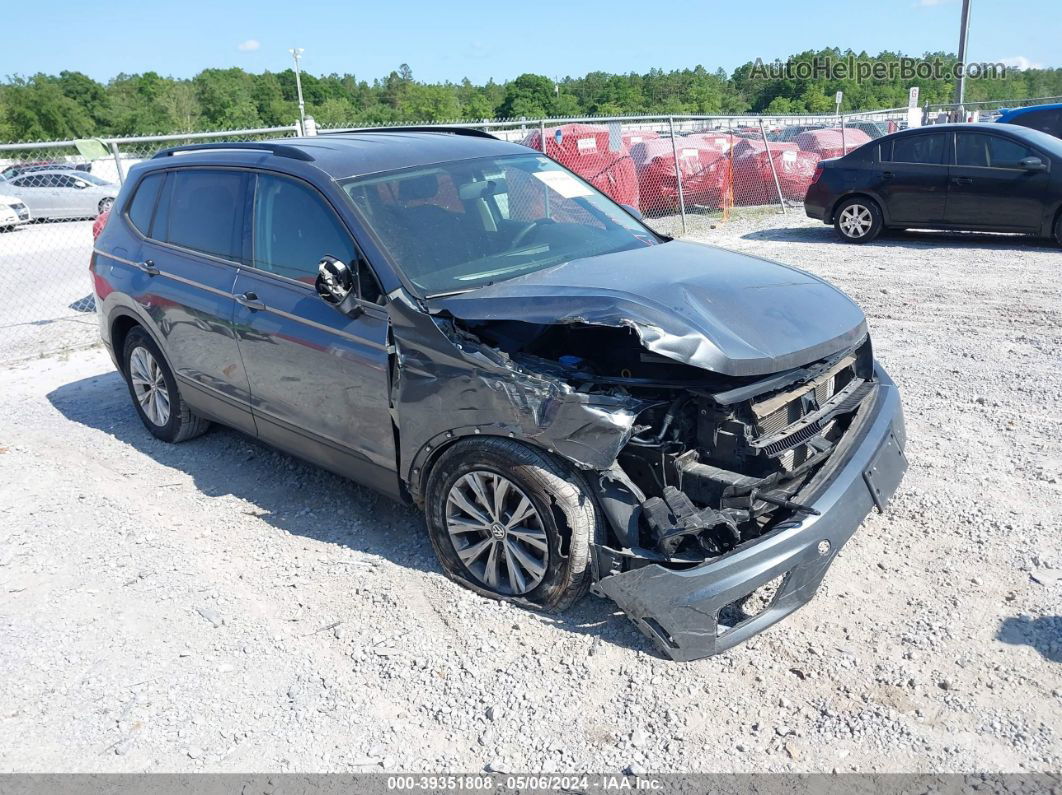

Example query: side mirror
[1020,156,1047,172]
[315,256,362,317]
[620,203,643,220]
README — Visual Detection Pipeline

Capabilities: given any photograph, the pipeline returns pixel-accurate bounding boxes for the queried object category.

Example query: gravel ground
[0,212,1059,774]
[0,220,99,364]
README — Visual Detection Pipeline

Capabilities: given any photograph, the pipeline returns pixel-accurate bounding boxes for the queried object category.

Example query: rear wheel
[834,197,883,243]
[1054,213,1062,246]
[122,327,210,443]
[424,438,596,610]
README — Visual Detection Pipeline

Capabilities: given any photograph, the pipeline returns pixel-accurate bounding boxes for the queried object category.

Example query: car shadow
[742,225,1059,251]
[997,615,1062,663]
[46,370,656,657]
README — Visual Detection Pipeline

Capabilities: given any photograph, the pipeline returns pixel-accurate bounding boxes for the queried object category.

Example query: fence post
[758,118,786,214]
[668,116,687,235]
[109,141,126,185]
[840,115,848,156]
[539,119,547,154]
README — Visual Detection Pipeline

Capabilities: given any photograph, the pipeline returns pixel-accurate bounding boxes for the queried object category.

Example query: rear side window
[887,134,946,165]
[126,173,163,234]
[252,174,355,283]
[154,169,247,261]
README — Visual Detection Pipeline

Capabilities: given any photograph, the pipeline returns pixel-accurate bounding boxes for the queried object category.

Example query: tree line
[2,48,1060,142]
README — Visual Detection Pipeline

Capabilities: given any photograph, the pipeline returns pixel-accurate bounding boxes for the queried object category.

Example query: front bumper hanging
[595,368,907,662]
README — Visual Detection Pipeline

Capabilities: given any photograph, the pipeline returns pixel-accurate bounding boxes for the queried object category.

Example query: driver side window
[253,174,356,285]
[252,173,383,303]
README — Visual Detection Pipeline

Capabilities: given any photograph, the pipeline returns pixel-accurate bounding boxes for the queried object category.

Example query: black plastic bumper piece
[595,368,907,662]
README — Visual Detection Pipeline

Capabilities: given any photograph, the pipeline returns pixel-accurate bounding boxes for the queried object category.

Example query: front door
[877,132,949,226]
[946,131,1049,231]
[232,171,399,498]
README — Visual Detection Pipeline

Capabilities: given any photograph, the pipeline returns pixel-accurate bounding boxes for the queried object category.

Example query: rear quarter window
[126,173,164,235]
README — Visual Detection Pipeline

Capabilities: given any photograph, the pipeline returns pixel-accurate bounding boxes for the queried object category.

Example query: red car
[794,128,872,160]
[521,124,640,209]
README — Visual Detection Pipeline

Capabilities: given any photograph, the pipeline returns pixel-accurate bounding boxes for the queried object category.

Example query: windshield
[341,153,658,297]
[76,172,110,186]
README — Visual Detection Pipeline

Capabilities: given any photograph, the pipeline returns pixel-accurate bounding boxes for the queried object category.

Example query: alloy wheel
[445,471,549,595]
[838,204,873,238]
[129,346,171,427]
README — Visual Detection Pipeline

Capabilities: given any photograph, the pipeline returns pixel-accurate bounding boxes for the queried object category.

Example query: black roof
[152,131,534,180]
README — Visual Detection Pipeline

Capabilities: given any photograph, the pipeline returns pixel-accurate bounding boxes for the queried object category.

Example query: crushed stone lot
[0,212,1059,774]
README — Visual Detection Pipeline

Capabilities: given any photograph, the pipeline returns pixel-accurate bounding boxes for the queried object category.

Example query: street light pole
[289,47,306,134]
[954,0,973,110]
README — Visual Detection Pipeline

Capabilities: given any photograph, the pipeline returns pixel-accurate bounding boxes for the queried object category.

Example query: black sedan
[805,123,1062,244]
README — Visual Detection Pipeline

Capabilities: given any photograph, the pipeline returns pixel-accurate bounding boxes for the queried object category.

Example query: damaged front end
[392,253,906,661]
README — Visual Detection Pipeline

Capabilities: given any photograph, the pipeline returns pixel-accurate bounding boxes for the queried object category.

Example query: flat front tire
[424,438,597,611]
[835,197,883,243]
[122,327,210,443]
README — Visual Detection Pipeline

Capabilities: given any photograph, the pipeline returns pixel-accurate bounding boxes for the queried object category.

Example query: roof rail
[319,125,498,140]
[152,142,314,161]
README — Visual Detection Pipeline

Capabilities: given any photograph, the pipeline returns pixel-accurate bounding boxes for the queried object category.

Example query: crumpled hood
[433,240,868,377]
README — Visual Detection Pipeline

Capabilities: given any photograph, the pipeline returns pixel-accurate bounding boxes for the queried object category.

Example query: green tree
[496,74,555,119]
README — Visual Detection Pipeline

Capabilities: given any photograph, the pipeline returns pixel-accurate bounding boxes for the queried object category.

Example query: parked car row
[517,122,886,218]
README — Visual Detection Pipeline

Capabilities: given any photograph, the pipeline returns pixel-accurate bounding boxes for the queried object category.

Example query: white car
[0,193,31,231]
[4,169,117,220]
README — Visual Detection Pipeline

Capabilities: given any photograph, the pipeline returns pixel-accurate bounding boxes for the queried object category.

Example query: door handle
[881,171,894,180]
[136,259,160,276]
[236,291,266,311]
[953,177,974,185]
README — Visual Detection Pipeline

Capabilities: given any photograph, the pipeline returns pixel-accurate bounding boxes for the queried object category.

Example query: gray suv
[91,129,907,660]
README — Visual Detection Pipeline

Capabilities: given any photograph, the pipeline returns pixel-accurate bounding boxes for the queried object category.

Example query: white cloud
[998,56,1044,71]
[237,39,261,52]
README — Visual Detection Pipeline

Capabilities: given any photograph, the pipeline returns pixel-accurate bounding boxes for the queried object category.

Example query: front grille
[752,356,855,436]
[743,353,866,473]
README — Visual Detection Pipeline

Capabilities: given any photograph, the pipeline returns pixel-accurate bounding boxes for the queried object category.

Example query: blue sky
[5,0,1058,83]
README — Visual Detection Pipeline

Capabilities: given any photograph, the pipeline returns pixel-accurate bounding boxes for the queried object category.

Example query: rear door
[945,131,1049,231]
[231,171,399,497]
[131,167,256,433]
[877,132,949,225]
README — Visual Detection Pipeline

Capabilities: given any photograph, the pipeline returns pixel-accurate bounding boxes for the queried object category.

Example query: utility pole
[954,0,973,109]
[289,47,306,134]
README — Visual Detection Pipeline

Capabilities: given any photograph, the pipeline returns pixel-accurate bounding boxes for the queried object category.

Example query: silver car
[5,169,117,220]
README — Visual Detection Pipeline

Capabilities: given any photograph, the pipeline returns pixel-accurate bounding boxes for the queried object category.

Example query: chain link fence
[0,125,299,362]
[0,99,1042,361]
